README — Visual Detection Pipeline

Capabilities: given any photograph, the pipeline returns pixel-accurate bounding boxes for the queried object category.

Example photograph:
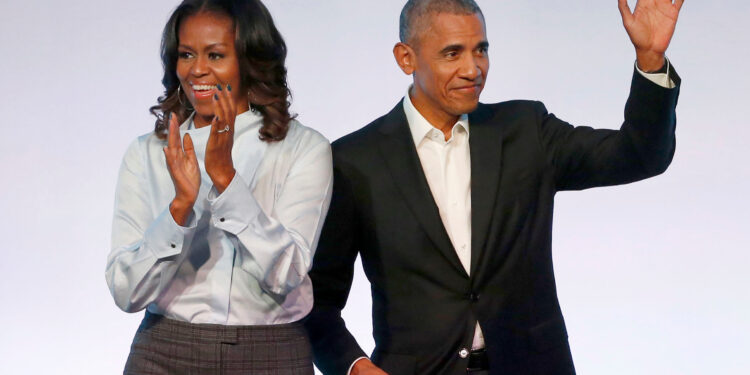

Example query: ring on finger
[216,125,231,134]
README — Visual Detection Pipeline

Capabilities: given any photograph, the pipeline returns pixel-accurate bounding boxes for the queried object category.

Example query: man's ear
[393,42,416,75]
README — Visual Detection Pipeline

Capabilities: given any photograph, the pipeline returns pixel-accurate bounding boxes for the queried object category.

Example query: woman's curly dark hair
[149,0,294,142]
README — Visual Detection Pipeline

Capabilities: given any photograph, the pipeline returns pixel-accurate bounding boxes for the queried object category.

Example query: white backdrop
[1,1,748,374]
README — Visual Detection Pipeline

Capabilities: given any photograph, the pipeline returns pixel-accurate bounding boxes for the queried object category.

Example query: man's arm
[540,64,680,191]
[304,157,370,375]
[539,0,684,190]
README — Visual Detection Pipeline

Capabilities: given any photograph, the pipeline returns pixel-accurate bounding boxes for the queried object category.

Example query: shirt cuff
[143,207,198,259]
[207,173,262,234]
[635,57,676,89]
[347,357,369,375]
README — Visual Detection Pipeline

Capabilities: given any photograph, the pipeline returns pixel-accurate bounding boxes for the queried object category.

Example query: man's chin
[449,101,480,116]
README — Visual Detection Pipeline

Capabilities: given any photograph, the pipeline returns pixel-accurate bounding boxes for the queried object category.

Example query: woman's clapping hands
[164,83,239,226]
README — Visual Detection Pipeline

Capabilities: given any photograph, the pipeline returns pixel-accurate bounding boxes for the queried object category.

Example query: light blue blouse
[106,110,332,325]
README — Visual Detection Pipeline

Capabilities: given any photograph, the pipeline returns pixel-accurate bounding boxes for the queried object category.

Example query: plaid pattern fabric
[124,312,313,375]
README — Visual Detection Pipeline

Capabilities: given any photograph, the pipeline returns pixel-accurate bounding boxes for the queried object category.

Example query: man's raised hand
[618,0,684,71]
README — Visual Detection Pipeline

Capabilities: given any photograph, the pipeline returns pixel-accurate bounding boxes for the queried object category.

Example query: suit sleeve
[539,66,681,191]
[304,154,368,375]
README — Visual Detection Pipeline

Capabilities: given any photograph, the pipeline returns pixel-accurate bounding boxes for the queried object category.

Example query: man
[305,0,683,373]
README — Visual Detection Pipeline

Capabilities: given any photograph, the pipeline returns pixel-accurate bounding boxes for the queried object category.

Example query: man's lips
[453,84,482,93]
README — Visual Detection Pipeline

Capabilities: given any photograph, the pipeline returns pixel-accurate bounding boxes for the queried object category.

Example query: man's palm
[619,0,684,54]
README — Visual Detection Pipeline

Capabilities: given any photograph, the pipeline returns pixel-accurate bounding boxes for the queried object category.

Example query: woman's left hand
[205,83,237,194]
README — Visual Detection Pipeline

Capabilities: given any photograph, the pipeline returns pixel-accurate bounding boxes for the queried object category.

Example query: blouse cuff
[208,173,262,234]
[144,207,198,259]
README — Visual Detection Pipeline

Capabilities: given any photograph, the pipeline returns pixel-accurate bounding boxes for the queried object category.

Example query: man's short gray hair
[399,0,484,45]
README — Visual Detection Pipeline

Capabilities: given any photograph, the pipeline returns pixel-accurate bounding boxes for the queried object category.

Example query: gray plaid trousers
[124,312,314,375]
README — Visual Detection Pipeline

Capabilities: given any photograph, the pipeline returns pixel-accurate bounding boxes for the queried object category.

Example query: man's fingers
[674,0,684,11]
[618,0,634,24]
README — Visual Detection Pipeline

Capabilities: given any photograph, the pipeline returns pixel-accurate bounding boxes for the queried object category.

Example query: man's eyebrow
[476,41,489,49]
[439,44,465,54]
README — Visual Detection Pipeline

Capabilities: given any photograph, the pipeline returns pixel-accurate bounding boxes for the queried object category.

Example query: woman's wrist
[170,198,195,226]
[209,168,236,195]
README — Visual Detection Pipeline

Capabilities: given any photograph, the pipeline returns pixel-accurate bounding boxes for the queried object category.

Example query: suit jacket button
[459,348,469,358]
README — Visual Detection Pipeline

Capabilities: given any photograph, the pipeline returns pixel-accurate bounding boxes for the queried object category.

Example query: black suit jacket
[305,69,681,374]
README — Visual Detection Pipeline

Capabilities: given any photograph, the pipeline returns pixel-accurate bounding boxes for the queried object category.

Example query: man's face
[410,12,489,122]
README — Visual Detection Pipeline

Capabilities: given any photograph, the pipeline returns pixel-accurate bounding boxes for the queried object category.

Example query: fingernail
[227,84,232,92]
[214,93,218,100]
[217,84,222,91]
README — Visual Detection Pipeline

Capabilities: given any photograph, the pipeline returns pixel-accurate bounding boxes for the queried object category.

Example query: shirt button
[459,348,469,358]
[170,243,176,248]
[219,217,225,222]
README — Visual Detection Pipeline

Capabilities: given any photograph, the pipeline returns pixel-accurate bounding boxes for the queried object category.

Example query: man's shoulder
[331,102,404,154]
[331,119,382,151]
[477,99,545,117]
[330,99,547,153]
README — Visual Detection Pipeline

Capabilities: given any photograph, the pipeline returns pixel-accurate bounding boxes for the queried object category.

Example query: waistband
[138,311,308,344]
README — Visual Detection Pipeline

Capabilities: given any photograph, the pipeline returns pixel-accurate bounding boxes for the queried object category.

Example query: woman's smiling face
[176,11,249,127]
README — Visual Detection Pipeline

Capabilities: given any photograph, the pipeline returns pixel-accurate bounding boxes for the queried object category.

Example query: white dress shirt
[106,110,332,325]
[403,92,486,350]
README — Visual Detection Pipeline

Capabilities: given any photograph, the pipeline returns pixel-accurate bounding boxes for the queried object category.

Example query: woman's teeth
[192,84,215,91]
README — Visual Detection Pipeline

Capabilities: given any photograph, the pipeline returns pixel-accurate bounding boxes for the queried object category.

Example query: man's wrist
[635,50,666,73]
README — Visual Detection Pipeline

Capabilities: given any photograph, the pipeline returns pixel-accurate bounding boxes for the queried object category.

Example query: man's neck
[409,88,459,141]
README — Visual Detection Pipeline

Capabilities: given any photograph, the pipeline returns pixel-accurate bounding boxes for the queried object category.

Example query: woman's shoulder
[276,119,331,154]
[120,131,165,163]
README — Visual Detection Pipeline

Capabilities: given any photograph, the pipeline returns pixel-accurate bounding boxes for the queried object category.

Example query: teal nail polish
[227,84,232,92]
[214,93,218,100]
[217,84,222,91]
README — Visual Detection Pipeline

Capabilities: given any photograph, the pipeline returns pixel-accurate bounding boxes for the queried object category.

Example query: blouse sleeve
[105,138,199,312]
[207,132,333,295]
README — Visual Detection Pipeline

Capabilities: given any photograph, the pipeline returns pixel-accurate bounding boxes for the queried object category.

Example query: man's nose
[458,54,481,80]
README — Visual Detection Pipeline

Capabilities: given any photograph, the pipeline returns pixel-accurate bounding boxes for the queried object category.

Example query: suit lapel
[377,102,468,278]
[469,104,503,276]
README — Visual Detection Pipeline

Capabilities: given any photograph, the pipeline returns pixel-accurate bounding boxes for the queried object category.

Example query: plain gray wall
[1,1,748,373]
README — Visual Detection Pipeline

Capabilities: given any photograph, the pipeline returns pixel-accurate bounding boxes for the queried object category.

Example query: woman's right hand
[164,113,201,226]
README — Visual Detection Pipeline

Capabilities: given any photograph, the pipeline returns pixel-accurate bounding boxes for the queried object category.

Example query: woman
[106,0,331,373]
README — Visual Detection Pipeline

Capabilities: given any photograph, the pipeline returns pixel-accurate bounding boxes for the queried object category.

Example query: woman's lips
[190,84,216,100]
